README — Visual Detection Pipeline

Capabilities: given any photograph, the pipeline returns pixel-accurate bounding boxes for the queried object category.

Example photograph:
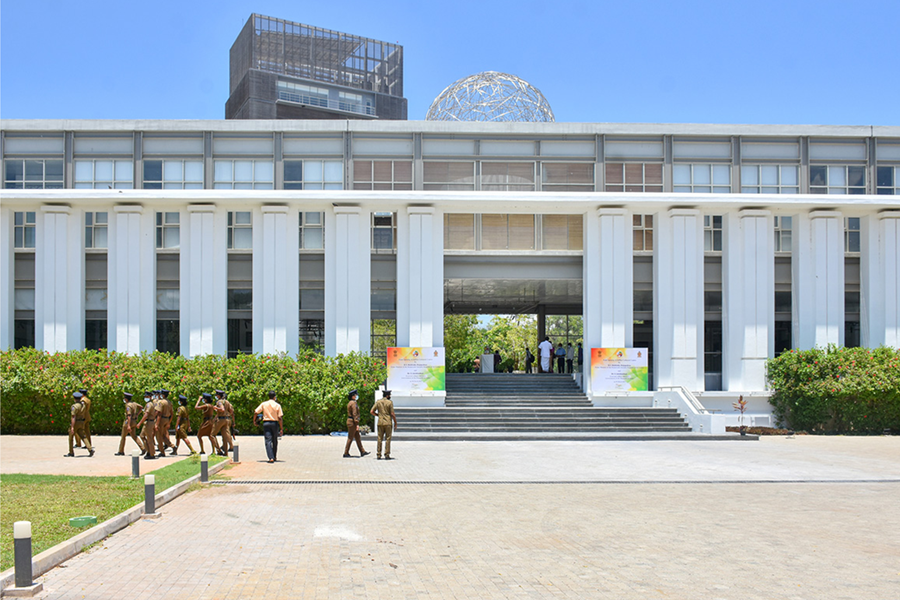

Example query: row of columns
[583,208,900,393]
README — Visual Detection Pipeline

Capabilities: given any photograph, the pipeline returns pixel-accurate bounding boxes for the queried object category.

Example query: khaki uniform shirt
[346,400,360,424]
[176,405,190,430]
[71,402,86,422]
[144,401,158,420]
[125,401,143,425]
[159,399,173,419]
[372,398,394,427]
[82,396,92,423]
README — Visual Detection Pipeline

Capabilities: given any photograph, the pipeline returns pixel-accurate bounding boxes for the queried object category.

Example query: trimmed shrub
[766,345,900,433]
[0,349,386,435]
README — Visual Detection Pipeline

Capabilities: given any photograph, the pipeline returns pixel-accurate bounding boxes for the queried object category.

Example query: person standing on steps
[254,391,284,463]
[343,389,370,458]
[116,392,145,456]
[538,337,553,374]
[370,390,398,460]
[566,343,575,374]
[577,342,584,373]
[555,343,566,373]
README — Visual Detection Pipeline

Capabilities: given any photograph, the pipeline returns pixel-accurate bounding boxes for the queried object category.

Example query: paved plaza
[2,435,899,599]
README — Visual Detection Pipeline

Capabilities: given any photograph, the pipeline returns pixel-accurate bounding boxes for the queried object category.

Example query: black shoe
[89,449,95,457]
[343,454,352,458]
[156,453,166,458]
[114,452,125,456]
[144,454,156,460]
[377,456,383,460]
[384,456,393,460]
[361,451,371,457]
[64,453,74,457]
[169,449,178,456]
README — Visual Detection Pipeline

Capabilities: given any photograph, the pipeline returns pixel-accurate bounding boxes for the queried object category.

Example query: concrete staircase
[388,373,700,441]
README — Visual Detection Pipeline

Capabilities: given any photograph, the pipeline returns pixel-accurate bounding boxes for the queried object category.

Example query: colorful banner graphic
[591,348,649,392]
[386,347,446,392]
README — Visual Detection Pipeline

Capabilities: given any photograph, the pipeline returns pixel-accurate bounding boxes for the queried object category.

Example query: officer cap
[215,389,225,395]
[73,392,83,399]
[383,390,392,398]
[178,394,187,402]
[124,392,133,400]
[161,389,170,397]
[78,388,88,395]
[202,392,212,400]
[144,391,152,397]
[348,389,358,399]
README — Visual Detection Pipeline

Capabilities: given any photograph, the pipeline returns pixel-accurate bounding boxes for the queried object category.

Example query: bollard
[232,445,240,464]
[131,449,141,479]
[144,474,155,515]
[14,521,33,588]
[200,452,209,483]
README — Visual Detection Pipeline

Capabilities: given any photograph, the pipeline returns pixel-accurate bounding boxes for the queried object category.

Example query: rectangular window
[143,159,203,189]
[353,160,412,190]
[227,211,253,250]
[674,164,731,193]
[372,212,396,252]
[156,212,180,249]
[845,217,861,253]
[481,214,536,250]
[4,159,64,189]
[300,212,325,250]
[809,165,866,194]
[74,160,133,189]
[277,81,329,107]
[444,214,476,250]
[284,160,343,190]
[481,162,535,192]
[423,161,475,191]
[84,212,109,249]
[876,166,899,195]
[633,214,653,251]
[227,318,253,358]
[214,160,274,189]
[541,215,583,251]
[542,163,594,192]
[774,216,792,252]
[704,215,723,252]
[605,163,663,193]
[14,212,36,249]
[741,165,799,194]
[371,319,397,356]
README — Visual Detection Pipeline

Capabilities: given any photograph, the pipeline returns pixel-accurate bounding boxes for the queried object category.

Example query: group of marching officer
[66,388,235,460]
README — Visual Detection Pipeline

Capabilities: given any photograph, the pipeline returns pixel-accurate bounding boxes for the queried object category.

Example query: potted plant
[733,395,748,435]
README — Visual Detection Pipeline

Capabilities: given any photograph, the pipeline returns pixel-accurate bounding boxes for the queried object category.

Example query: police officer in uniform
[370,390,398,460]
[135,391,159,460]
[343,389,369,458]
[210,390,233,456]
[73,388,93,449]
[65,392,94,457]
[156,389,175,456]
[115,392,145,455]
[195,393,221,455]
[172,395,197,455]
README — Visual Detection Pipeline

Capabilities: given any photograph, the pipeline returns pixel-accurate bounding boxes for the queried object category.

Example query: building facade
[226,15,407,121]
[2,119,899,414]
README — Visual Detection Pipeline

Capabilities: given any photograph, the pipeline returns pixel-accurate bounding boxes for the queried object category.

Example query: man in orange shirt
[254,391,283,463]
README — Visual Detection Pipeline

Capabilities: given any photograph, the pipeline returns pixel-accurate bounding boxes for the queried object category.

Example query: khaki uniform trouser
[377,423,393,458]
[344,420,364,455]
[211,418,232,451]
[141,422,157,455]
[119,421,144,454]
[75,421,92,446]
[157,417,172,448]
[69,423,92,453]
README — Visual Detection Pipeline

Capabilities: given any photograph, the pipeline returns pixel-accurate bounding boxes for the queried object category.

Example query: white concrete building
[2,120,899,423]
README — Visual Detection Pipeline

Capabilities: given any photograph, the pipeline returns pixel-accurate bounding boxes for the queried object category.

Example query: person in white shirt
[538,337,553,374]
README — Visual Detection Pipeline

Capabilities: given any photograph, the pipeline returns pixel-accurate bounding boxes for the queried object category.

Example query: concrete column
[252,205,299,355]
[0,208,13,349]
[722,210,774,391]
[36,205,83,352]
[396,206,444,348]
[653,208,704,390]
[793,211,844,349]
[861,211,900,348]
[583,208,633,394]
[181,205,227,357]
[108,206,155,354]
[325,206,370,355]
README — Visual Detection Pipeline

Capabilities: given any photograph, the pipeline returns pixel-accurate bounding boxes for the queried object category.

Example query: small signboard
[591,348,649,392]
[386,347,446,392]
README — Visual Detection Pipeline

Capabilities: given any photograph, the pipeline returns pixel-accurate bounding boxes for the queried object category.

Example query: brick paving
[4,435,900,599]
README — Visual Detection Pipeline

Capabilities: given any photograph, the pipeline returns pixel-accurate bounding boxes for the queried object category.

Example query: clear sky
[1,0,898,125]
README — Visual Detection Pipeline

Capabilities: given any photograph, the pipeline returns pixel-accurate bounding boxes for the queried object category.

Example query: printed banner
[386,347,446,392]
[591,348,649,392]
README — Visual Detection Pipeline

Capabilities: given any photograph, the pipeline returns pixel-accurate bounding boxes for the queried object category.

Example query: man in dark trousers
[254,391,284,463]
[343,389,370,458]
[370,390,398,460]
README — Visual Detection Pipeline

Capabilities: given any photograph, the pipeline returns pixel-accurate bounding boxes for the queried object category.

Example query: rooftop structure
[226,14,407,121]
[426,72,555,122]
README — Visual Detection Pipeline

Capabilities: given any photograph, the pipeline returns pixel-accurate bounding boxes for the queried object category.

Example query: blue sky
[1,0,898,125]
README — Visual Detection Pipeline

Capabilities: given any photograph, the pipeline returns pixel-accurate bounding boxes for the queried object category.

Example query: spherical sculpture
[426,71,555,122]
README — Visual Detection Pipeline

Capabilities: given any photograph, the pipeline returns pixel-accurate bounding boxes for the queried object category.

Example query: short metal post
[144,474,155,515]
[232,444,240,463]
[200,452,209,482]
[14,521,33,588]
[131,449,141,479]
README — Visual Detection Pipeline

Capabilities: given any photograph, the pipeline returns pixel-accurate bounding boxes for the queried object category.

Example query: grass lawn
[0,454,226,571]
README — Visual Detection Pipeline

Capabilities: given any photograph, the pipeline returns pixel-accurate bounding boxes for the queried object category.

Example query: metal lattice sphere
[426,71,555,122]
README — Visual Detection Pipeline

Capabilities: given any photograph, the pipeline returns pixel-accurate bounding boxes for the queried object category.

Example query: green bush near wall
[766,346,900,433]
[0,349,387,435]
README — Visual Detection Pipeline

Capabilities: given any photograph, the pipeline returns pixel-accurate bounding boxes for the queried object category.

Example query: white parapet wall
[390,391,447,408]
[654,386,727,434]
[695,392,776,428]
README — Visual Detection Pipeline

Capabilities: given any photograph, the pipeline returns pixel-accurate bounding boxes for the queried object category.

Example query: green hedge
[0,349,387,435]
[766,345,900,433]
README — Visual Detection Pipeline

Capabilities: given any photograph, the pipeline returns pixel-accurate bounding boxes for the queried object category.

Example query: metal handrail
[277,91,375,116]
[657,385,709,414]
